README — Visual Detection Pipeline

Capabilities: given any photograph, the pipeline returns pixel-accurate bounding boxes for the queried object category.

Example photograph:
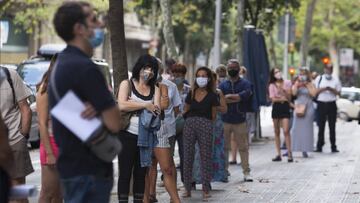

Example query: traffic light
[322,57,330,65]
[289,67,296,76]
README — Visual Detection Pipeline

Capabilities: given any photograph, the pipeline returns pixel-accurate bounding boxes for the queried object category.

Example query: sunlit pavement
[28,107,360,202]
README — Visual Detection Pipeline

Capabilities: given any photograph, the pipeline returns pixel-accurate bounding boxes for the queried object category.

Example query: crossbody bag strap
[49,60,61,102]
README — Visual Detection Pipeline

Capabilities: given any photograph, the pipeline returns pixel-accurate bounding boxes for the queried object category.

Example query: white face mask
[275,72,282,80]
[196,77,208,88]
[325,73,332,80]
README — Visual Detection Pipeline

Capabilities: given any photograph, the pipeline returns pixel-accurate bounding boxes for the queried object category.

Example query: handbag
[295,104,307,117]
[50,59,121,163]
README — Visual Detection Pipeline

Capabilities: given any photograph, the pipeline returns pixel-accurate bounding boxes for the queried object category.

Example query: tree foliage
[294,0,360,69]
[2,0,109,34]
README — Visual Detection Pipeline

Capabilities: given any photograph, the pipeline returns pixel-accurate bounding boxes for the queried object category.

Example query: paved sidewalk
[123,120,360,203]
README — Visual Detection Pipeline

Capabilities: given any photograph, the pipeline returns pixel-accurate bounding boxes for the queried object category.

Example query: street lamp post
[213,0,222,69]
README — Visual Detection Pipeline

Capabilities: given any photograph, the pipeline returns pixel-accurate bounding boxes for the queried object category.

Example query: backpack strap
[0,67,16,105]
[317,75,323,88]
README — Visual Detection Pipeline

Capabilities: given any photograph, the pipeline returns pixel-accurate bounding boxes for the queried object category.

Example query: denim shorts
[61,175,113,203]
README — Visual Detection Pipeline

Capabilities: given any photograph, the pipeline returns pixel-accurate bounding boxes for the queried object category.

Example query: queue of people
[0,1,344,203]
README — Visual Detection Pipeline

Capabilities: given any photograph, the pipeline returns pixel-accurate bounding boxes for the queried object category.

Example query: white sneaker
[244,174,253,182]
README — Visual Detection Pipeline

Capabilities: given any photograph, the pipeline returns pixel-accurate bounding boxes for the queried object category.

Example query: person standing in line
[219,59,254,181]
[148,60,181,203]
[172,63,191,184]
[268,68,293,162]
[314,64,341,153]
[117,54,161,203]
[50,2,122,202]
[216,64,227,84]
[290,68,317,158]
[182,67,219,201]
[192,71,228,187]
[0,65,33,203]
[36,55,62,203]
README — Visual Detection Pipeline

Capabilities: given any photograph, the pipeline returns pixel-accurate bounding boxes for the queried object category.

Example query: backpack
[0,67,16,105]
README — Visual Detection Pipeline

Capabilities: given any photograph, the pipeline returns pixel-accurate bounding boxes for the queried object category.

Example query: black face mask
[228,69,239,77]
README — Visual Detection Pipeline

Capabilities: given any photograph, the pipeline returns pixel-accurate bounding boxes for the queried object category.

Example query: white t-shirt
[314,74,342,102]
[160,79,182,137]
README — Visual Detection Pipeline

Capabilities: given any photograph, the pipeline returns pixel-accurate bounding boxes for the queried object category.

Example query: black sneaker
[229,161,237,165]
[272,155,282,162]
[314,148,322,153]
[331,148,339,153]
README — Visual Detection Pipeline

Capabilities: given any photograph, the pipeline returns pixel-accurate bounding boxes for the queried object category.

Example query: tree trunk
[109,0,128,95]
[268,31,277,68]
[236,0,245,64]
[299,0,317,67]
[184,34,191,66]
[160,0,178,60]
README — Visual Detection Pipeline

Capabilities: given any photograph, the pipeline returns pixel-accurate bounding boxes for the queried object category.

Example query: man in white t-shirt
[314,64,342,153]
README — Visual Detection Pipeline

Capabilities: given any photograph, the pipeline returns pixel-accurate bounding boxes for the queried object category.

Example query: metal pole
[283,3,290,79]
[213,0,222,69]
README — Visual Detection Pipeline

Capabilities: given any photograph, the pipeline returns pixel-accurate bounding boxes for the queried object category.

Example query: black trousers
[316,101,337,150]
[118,131,147,203]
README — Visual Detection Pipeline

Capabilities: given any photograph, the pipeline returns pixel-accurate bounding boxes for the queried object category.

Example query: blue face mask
[89,28,104,48]
[173,77,184,85]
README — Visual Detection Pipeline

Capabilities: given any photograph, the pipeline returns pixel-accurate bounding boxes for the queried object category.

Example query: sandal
[182,191,191,198]
[202,192,211,202]
[149,194,158,203]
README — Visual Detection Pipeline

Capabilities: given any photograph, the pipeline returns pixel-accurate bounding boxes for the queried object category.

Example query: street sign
[278,14,296,43]
[354,59,359,74]
[340,48,354,67]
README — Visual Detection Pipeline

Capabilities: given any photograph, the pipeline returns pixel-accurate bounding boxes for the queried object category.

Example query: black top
[49,45,115,178]
[185,90,219,120]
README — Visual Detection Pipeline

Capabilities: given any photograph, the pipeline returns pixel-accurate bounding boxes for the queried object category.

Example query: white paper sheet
[10,185,38,198]
[50,90,101,142]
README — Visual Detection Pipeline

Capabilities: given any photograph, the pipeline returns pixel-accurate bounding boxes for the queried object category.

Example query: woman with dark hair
[37,54,62,203]
[192,71,228,187]
[291,68,316,158]
[182,67,219,201]
[117,54,161,203]
[268,68,293,162]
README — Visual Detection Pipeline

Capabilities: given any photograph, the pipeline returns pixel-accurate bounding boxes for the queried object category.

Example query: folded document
[50,90,102,142]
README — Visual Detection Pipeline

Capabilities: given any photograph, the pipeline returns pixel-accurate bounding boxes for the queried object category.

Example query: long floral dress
[192,112,227,183]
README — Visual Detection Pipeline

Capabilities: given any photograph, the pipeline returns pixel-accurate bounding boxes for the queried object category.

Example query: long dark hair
[131,54,159,87]
[37,54,58,95]
[269,68,283,85]
[191,66,215,99]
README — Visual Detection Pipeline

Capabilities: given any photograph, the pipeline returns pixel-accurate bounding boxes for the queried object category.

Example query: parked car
[337,87,360,121]
[0,64,18,70]
[17,44,113,148]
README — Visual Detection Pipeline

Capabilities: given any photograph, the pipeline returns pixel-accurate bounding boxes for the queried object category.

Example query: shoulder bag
[118,79,134,130]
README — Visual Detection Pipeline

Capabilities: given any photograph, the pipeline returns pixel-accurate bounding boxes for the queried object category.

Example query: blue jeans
[61,175,113,203]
